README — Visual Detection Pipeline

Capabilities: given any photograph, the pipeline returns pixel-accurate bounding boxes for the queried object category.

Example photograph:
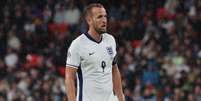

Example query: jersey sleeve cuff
[66,64,79,69]
[112,55,117,65]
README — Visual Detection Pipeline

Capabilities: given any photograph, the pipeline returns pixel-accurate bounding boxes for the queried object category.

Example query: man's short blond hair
[84,3,104,18]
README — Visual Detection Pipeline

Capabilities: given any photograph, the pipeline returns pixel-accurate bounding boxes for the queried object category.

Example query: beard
[94,27,107,34]
[93,22,107,34]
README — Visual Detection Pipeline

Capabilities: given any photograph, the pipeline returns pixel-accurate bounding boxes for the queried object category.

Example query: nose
[102,17,107,24]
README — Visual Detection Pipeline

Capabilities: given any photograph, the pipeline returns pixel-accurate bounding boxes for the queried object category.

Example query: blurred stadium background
[0,0,201,101]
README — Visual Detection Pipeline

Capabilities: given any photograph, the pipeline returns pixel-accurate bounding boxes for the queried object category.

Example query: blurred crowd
[0,0,200,101]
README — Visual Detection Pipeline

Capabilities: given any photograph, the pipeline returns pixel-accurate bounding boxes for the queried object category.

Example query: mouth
[101,24,106,28]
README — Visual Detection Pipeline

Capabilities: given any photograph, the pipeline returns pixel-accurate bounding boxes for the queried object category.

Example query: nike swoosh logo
[89,52,95,55]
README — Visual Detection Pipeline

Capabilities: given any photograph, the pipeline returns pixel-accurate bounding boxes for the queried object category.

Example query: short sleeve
[111,35,117,65]
[112,55,117,65]
[66,41,80,69]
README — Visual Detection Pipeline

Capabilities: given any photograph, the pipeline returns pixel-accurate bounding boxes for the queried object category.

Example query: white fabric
[66,33,117,101]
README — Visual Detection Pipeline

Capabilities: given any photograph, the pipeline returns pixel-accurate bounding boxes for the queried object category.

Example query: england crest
[106,46,113,56]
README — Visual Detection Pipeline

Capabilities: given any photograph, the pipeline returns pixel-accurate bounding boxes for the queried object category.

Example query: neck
[88,28,102,42]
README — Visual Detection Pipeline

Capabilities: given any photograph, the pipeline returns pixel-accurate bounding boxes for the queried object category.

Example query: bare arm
[65,67,77,101]
[112,64,125,101]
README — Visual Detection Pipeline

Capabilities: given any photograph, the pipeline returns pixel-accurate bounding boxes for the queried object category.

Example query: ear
[86,16,92,25]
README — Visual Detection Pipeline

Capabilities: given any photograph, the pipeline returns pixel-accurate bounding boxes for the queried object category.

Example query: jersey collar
[84,32,102,44]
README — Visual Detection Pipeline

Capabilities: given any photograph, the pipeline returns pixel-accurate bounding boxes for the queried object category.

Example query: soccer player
[65,3,125,101]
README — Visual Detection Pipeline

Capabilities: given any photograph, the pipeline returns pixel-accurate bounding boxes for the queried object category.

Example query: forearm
[65,68,77,101]
[112,66,125,101]
[65,77,76,101]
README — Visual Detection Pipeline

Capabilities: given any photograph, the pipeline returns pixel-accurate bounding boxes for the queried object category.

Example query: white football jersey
[66,33,118,101]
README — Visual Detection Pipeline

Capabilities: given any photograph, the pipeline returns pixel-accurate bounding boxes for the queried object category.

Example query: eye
[97,15,103,19]
[97,14,107,19]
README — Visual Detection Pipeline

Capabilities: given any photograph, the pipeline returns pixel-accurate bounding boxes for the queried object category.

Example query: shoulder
[70,34,85,47]
[102,33,116,41]
[70,34,84,48]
